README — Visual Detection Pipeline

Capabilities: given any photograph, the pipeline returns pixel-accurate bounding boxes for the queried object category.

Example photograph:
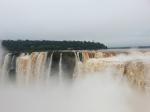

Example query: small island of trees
[2,40,107,52]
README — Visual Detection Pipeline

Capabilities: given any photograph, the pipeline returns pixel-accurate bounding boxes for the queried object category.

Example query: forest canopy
[2,40,107,52]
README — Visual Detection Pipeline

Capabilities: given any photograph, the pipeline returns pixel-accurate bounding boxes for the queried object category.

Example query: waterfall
[46,52,53,79]
[82,52,90,63]
[30,52,39,80]
[1,50,150,90]
[16,54,31,84]
[16,52,48,84]
[77,52,80,62]
[73,52,81,78]
[1,53,12,82]
[34,52,47,81]
[10,55,16,70]
[59,53,63,82]
[1,51,76,84]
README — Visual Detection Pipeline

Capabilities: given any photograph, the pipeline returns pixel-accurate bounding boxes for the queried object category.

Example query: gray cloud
[0,0,150,47]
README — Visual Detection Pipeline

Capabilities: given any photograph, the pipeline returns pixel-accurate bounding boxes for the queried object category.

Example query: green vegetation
[2,40,107,52]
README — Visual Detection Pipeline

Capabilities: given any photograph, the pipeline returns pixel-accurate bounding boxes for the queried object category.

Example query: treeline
[2,40,107,52]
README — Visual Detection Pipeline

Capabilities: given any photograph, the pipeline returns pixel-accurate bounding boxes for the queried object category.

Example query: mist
[0,71,149,112]
[0,0,150,46]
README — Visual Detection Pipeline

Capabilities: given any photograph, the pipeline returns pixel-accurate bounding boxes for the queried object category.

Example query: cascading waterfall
[73,52,81,78]
[30,52,39,80]
[82,52,90,63]
[46,52,53,79]
[34,52,47,81]
[59,53,63,82]
[1,50,150,91]
[15,52,48,84]
[1,47,150,112]
[76,52,80,62]
[10,55,16,70]
[1,53,12,82]
[16,54,31,84]
[1,51,72,84]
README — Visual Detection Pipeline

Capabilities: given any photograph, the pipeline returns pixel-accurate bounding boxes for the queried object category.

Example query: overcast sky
[0,0,150,47]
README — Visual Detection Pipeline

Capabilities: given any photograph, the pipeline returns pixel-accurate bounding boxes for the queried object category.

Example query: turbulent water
[0,49,150,112]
